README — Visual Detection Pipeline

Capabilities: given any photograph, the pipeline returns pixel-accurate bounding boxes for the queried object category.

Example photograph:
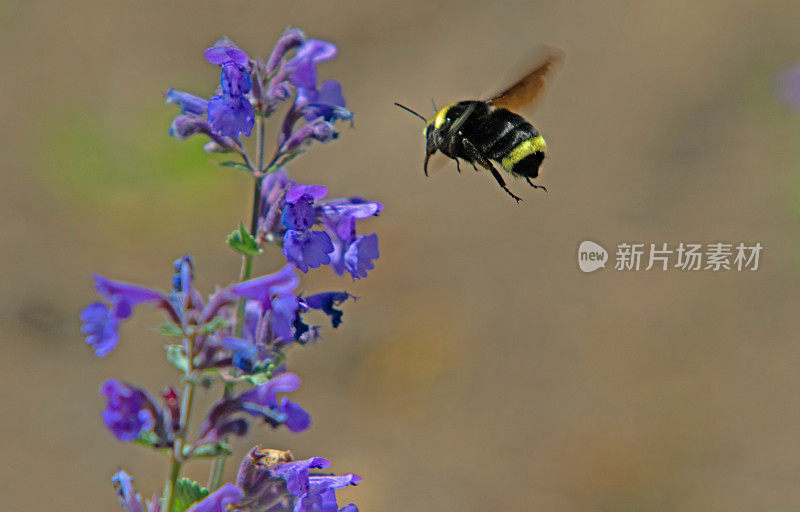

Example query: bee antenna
[394,102,427,123]
[431,98,437,112]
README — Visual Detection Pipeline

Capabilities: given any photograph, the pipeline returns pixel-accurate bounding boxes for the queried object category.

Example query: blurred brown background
[2,1,800,511]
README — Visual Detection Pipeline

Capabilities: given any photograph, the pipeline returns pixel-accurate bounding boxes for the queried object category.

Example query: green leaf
[198,316,230,336]
[166,345,189,373]
[172,478,210,512]
[158,323,185,338]
[216,160,250,172]
[243,373,271,387]
[264,151,300,174]
[227,222,261,256]
[188,442,232,459]
[133,430,160,448]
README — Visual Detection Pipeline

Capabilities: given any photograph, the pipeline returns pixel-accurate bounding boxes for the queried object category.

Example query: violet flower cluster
[81,29,377,512]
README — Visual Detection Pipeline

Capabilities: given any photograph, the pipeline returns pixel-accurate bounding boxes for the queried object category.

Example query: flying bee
[395,47,563,202]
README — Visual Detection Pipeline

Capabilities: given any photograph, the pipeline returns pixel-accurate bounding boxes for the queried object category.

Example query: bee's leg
[461,138,522,203]
[487,165,523,203]
[470,160,479,171]
[525,176,548,192]
[454,158,462,173]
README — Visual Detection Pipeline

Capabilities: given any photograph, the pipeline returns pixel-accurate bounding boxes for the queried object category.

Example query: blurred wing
[488,46,564,112]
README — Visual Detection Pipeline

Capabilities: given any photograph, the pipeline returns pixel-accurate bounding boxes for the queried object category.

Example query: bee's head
[424,122,436,151]
[423,122,438,177]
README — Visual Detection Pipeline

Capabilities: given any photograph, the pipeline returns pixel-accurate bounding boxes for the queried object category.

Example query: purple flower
[222,336,258,373]
[304,292,352,328]
[286,39,338,106]
[280,117,337,153]
[198,373,311,442]
[236,447,296,512]
[82,274,179,356]
[204,45,249,67]
[257,169,294,237]
[164,89,209,116]
[315,197,382,279]
[271,458,361,512]
[343,234,379,280]
[283,230,334,273]
[204,43,255,138]
[229,265,299,305]
[100,379,158,441]
[236,450,359,512]
[207,94,255,138]
[295,473,361,512]
[239,374,307,427]
[266,28,306,75]
[320,198,382,245]
[111,471,147,512]
[270,457,330,496]
[301,80,353,125]
[185,484,244,512]
[282,184,328,230]
[92,274,164,319]
[228,266,303,343]
[80,302,119,357]
[169,115,211,140]
[270,293,300,341]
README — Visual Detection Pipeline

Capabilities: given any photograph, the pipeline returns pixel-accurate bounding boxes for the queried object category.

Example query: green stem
[164,457,182,512]
[164,334,196,511]
[249,117,266,235]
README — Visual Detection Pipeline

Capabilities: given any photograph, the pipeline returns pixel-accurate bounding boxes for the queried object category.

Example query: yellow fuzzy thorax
[433,103,456,129]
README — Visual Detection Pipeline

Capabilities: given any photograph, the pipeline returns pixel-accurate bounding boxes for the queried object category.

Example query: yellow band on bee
[501,135,546,170]
[433,104,456,129]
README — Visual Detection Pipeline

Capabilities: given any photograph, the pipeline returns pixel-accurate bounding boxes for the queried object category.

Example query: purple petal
[316,80,345,107]
[280,398,311,432]
[280,118,336,153]
[92,275,163,319]
[165,89,209,115]
[111,471,146,512]
[208,94,255,138]
[204,45,249,66]
[185,483,244,512]
[229,265,299,304]
[266,27,306,75]
[304,292,351,328]
[293,39,338,65]
[237,373,302,408]
[100,379,156,441]
[80,302,119,357]
[287,42,332,92]
[220,63,252,97]
[270,294,299,341]
[169,114,211,140]
[270,457,330,496]
[283,230,334,273]
[286,184,328,204]
[344,234,379,279]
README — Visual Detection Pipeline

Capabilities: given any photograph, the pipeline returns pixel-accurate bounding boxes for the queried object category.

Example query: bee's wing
[487,46,564,112]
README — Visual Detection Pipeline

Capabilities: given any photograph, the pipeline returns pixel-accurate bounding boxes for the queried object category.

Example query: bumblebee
[395,48,562,202]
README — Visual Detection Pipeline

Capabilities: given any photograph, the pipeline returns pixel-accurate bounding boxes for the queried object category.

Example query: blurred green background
[3,1,800,511]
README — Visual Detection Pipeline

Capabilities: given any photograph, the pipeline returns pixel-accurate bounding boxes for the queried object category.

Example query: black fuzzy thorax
[438,101,540,166]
